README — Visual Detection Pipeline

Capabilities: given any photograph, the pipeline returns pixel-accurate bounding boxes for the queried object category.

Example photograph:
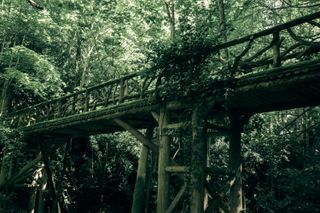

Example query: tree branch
[287,28,320,45]
[26,0,44,10]
[281,0,320,9]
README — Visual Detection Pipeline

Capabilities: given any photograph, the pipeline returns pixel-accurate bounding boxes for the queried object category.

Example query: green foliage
[0,124,27,213]
[149,35,218,101]
[89,133,139,191]
[0,124,25,166]
[0,192,27,213]
[1,46,65,99]
[242,109,320,212]
[1,0,320,212]
[59,133,140,213]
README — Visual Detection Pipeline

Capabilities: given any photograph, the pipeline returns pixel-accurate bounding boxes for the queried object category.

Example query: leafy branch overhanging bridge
[3,11,320,213]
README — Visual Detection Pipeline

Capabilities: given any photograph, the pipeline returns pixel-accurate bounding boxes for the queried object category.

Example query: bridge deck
[4,12,320,137]
[14,59,320,136]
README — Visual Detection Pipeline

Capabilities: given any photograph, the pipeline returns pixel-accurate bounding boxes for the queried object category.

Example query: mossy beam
[157,107,170,213]
[229,113,243,213]
[165,183,187,213]
[131,128,154,213]
[190,106,207,213]
[113,118,158,152]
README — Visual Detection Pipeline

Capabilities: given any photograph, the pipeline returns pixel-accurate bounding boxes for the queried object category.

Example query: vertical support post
[84,90,89,112]
[272,31,281,67]
[71,96,76,113]
[157,107,170,213]
[190,106,207,213]
[229,113,243,213]
[52,138,71,213]
[57,99,62,118]
[131,128,154,213]
[47,104,52,120]
[119,78,125,103]
[39,137,58,213]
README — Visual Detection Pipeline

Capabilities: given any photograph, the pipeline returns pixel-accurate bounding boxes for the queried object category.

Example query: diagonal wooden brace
[113,118,158,152]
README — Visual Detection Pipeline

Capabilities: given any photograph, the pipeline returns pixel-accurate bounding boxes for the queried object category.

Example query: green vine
[148,36,217,102]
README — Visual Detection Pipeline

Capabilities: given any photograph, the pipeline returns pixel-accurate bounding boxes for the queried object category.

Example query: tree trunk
[165,0,176,40]
[217,0,229,59]
[0,150,9,188]
[0,79,11,116]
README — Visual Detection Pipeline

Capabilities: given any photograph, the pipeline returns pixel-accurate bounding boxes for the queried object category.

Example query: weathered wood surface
[6,72,157,128]
[2,12,320,136]
[157,107,170,213]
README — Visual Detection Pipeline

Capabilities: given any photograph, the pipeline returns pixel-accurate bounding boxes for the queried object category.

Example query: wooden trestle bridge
[3,12,320,213]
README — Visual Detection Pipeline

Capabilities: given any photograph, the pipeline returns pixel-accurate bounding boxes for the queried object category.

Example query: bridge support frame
[156,106,170,213]
[190,106,207,213]
[131,128,154,213]
[229,113,244,213]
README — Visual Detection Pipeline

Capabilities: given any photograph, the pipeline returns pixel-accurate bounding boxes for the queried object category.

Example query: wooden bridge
[3,12,320,213]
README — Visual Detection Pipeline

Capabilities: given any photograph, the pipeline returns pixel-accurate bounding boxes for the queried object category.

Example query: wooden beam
[166,122,190,130]
[5,153,42,187]
[151,112,159,123]
[208,11,320,54]
[52,139,71,213]
[165,166,189,173]
[206,123,230,134]
[229,113,243,213]
[166,101,186,110]
[190,106,207,213]
[39,138,57,213]
[131,128,153,213]
[113,118,158,152]
[157,107,170,213]
[165,183,187,213]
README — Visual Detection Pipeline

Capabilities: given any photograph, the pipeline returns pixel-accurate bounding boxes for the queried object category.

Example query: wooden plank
[165,183,187,213]
[157,107,170,213]
[113,118,158,152]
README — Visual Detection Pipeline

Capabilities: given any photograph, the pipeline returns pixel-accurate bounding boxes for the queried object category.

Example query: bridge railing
[207,11,320,77]
[4,12,320,128]
[6,72,157,127]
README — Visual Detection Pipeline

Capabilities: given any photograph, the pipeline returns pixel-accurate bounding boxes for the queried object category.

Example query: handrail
[4,12,320,128]
[209,11,320,52]
[7,72,143,115]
